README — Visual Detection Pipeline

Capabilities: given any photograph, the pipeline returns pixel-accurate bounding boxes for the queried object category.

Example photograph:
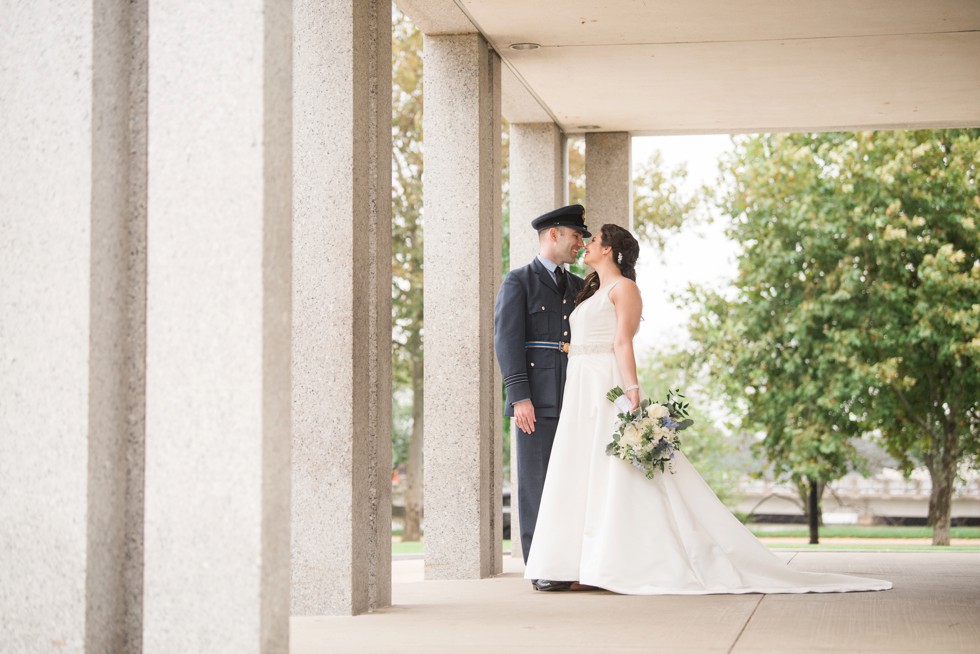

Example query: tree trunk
[796,479,823,544]
[927,428,959,547]
[402,355,424,542]
[930,476,951,546]
[807,480,820,545]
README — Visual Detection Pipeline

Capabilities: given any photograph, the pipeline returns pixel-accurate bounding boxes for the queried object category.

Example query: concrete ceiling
[396,0,980,135]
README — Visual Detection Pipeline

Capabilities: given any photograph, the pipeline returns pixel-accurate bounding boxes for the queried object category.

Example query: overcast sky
[630,135,739,354]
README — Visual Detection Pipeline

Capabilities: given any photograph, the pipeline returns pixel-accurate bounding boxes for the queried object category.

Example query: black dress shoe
[532,579,573,592]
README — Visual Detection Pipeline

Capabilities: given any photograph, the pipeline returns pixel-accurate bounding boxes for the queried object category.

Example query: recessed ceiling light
[509,42,541,51]
[578,125,601,130]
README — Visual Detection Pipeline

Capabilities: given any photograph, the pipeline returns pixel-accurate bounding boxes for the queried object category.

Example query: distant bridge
[734,473,980,524]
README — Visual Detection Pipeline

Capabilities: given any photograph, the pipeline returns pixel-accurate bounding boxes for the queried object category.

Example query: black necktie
[555,266,567,295]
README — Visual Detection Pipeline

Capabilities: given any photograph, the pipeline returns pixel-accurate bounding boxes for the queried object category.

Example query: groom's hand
[514,399,536,434]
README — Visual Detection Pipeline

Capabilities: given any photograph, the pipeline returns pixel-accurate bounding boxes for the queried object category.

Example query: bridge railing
[735,475,980,500]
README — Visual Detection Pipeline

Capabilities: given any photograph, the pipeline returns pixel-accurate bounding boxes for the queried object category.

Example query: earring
[617,252,623,264]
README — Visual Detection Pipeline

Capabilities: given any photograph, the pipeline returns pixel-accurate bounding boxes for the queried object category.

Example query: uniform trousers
[516,415,559,565]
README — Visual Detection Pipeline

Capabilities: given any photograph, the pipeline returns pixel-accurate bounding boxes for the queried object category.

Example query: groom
[494,204,589,591]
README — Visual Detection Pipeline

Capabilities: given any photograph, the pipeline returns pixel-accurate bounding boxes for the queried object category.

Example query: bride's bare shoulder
[609,277,641,301]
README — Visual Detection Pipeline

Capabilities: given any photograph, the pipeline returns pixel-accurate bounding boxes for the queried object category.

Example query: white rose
[620,424,643,449]
[638,417,657,432]
[648,404,670,419]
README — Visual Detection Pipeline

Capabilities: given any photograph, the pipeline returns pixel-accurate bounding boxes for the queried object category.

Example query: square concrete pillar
[142,2,292,652]
[506,122,566,558]
[585,131,633,231]
[509,123,567,267]
[0,2,147,651]
[291,0,392,616]
[423,33,504,580]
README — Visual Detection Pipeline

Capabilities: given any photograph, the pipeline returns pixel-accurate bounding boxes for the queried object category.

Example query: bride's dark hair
[574,223,640,305]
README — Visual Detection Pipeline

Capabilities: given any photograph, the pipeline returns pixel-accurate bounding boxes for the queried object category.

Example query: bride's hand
[626,388,640,410]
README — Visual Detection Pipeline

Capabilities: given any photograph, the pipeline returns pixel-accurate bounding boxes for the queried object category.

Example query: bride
[523,224,892,595]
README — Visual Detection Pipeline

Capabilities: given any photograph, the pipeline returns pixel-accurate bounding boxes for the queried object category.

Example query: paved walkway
[291,550,980,653]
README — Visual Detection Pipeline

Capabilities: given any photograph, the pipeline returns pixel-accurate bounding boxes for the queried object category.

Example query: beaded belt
[567,342,614,356]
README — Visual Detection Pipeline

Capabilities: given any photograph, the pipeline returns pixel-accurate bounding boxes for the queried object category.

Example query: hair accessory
[617,252,623,264]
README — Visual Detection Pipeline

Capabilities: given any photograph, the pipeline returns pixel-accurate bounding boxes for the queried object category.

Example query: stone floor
[291,550,980,653]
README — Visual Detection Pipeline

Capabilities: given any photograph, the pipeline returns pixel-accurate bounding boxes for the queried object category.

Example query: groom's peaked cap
[531,204,591,238]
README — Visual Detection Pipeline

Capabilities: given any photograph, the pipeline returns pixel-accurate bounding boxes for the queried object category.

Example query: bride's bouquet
[605,386,694,479]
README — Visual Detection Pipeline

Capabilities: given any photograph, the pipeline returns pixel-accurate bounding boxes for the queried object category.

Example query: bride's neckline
[577,278,622,306]
[597,276,625,292]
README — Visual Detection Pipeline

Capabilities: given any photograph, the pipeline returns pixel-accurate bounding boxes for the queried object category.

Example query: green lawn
[765,543,979,552]
[392,540,422,555]
[747,525,979,539]
[391,526,980,556]
[393,539,978,555]
[393,540,511,555]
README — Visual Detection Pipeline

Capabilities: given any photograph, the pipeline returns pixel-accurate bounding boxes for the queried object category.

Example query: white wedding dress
[524,282,892,595]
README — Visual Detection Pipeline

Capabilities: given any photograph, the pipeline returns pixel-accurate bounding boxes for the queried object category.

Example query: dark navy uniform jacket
[494,257,585,419]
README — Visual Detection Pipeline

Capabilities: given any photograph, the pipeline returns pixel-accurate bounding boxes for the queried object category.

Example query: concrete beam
[396,0,475,34]
[501,64,553,124]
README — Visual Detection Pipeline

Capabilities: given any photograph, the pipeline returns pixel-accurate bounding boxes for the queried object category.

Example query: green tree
[391,7,424,541]
[632,150,700,248]
[692,130,980,545]
[627,148,737,500]
[832,130,979,545]
[638,347,749,508]
[691,133,869,544]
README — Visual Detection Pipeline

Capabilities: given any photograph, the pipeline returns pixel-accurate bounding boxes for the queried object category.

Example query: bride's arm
[610,280,643,409]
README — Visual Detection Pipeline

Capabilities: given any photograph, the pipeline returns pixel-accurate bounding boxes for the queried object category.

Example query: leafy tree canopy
[691,129,979,543]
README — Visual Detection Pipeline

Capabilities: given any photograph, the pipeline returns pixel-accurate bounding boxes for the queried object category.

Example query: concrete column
[291,0,392,615]
[142,2,292,652]
[0,2,147,652]
[506,122,565,558]
[509,123,566,267]
[585,131,633,231]
[423,33,503,579]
